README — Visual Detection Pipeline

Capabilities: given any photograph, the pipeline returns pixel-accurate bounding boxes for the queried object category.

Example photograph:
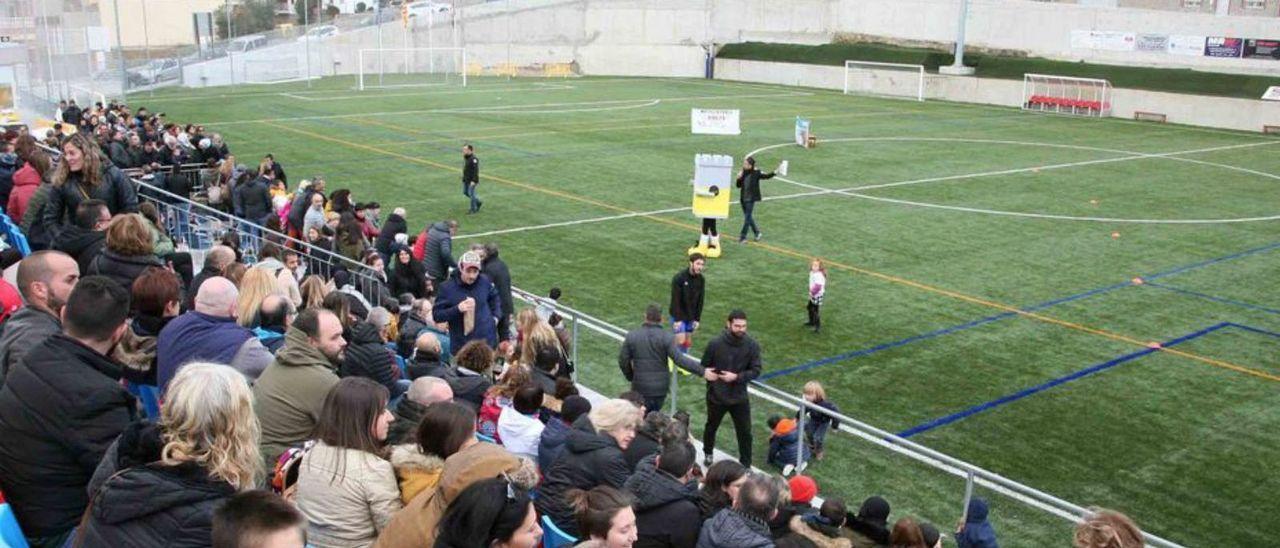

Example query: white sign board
[1263,86,1280,101]
[1070,30,1135,52]
[1168,35,1207,57]
[691,108,741,135]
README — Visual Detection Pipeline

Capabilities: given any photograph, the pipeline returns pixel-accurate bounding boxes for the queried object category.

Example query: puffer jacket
[79,422,236,547]
[42,163,138,239]
[340,321,403,399]
[7,162,41,222]
[89,248,164,291]
[701,329,763,406]
[537,418,572,473]
[697,509,774,548]
[767,419,809,469]
[375,213,407,257]
[0,333,136,539]
[233,176,272,224]
[620,323,704,399]
[51,224,106,276]
[535,418,632,536]
[389,256,428,299]
[389,444,444,505]
[20,183,53,249]
[0,306,60,388]
[423,221,453,282]
[625,455,701,548]
[295,441,402,548]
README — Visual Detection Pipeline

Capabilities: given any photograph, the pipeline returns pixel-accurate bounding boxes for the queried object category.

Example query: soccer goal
[843,61,925,102]
[242,58,306,85]
[358,48,467,90]
[1022,73,1111,118]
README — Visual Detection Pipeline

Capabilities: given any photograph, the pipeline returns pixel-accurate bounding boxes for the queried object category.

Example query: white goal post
[243,58,306,85]
[1021,73,1112,118]
[843,61,925,102]
[358,48,468,91]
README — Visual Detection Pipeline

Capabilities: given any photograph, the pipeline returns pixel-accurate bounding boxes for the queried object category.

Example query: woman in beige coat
[295,378,403,548]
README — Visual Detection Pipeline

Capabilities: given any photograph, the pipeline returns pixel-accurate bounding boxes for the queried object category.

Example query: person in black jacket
[620,304,709,413]
[669,253,706,353]
[462,144,481,213]
[481,242,514,340]
[0,276,134,547]
[80,363,259,547]
[0,149,17,216]
[41,134,139,241]
[736,156,775,244]
[339,310,409,401]
[535,399,638,537]
[262,153,287,186]
[625,441,702,548]
[375,207,408,261]
[700,309,763,468]
[88,213,165,291]
[234,169,273,245]
[51,199,112,280]
[390,246,429,300]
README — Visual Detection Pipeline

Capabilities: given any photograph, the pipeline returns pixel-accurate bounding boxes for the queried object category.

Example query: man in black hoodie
[481,242,513,340]
[51,199,111,276]
[700,309,762,468]
[625,441,702,548]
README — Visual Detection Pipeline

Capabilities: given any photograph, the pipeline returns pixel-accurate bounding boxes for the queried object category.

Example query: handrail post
[961,469,976,524]
[669,362,678,415]
[570,314,579,382]
[795,394,805,471]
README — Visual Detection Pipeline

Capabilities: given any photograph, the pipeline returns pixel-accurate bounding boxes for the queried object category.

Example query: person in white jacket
[804,259,826,334]
[295,378,403,548]
[497,384,545,462]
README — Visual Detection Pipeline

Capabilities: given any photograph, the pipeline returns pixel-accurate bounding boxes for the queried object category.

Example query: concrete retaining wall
[715,58,1280,132]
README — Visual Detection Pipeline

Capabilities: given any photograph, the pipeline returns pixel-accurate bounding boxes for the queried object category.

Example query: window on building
[1243,0,1266,9]
[1182,0,1202,8]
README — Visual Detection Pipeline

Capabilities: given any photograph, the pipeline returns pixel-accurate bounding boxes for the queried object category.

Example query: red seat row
[1028,95,1107,111]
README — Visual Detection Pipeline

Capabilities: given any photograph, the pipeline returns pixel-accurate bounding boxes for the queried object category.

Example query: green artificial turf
[717,41,1280,99]
[137,75,1280,546]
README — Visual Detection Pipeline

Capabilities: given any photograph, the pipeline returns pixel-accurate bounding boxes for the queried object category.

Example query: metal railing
[508,291,1186,548]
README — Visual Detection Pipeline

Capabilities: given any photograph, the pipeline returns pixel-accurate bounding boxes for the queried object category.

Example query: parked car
[297,25,340,42]
[360,8,398,25]
[405,1,451,19]
[127,58,181,85]
[227,34,269,54]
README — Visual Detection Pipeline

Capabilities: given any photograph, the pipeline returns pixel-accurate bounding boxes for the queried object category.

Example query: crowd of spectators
[0,123,1155,548]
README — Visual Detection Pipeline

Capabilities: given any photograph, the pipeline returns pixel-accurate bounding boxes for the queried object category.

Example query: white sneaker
[797,461,808,474]
[782,464,795,476]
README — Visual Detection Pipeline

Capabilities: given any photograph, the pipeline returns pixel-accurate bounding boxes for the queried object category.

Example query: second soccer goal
[358,48,468,90]
[843,61,925,102]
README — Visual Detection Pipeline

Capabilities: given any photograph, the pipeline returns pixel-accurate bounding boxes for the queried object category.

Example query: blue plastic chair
[540,515,576,548]
[125,382,162,421]
[0,501,28,548]
[0,213,30,257]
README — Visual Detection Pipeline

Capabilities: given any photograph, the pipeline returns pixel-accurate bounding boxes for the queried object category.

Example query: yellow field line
[263,119,1280,383]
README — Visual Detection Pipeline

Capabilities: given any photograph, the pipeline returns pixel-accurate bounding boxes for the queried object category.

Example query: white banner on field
[691,109,741,135]
[1070,30,1135,52]
[1168,35,1207,56]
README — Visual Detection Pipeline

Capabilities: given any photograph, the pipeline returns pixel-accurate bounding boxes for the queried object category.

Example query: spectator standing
[700,309,763,467]
[800,381,839,461]
[625,441,702,548]
[42,134,138,239]
[0,149,14,216]
[434,478,542,548]
[620,304,708,412]
[8,138,49,222]
[433,250,501,355]
[375,207,407,261]
[423,220,457,285]
[698,473,779,548]
[88,213,165,290]
[0,251,78,384]
[804,259,826,333]
[294,378,402,548]
[389,246,429,299]
[480,242,514,338]
[156,277,275,390]
[537,399,639,536]
[735,157,776,244]
[252,308,345,464]
[79,363,262,545]
[0,276,134,547]
[212,490,307,548]
[462,144,482,213]
[669,254,706,353]
[51,199,111,276]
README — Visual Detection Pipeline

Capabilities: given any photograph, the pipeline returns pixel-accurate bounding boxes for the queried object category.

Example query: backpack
[270,441,314,503]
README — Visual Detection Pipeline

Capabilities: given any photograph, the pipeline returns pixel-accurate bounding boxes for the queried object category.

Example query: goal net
[1022,73,1111,118]
[843,61,925,101]
[243,58,305,85]
[358,48,467,90]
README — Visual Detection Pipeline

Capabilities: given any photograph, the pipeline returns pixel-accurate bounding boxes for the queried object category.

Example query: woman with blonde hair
[300,274,331,310]
[520,321,569,375]
[536,399,639,536]
[476,362,533,442]
[41,132,138,236]
[236,267,282,327]
[80,362,262,545]
[88,213,164,291]
[222,262,248,288]
[1073,509,1143,548]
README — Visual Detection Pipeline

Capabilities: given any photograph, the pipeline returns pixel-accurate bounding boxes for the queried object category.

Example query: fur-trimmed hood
[791,515,853,548]
[390,444,445,473]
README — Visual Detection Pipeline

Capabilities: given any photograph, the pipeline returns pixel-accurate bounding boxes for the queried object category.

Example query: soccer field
[140,75,1280,546]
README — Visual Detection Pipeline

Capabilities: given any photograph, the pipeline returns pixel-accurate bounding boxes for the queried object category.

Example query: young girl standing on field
[805,259,826,333]
[801,381,840,461]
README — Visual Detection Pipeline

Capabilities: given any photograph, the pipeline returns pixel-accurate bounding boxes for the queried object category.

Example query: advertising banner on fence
[1071,30,1135,51]
[1135,34,1169,52]
[1244,39,1280,60]
[691,108,740,135]
[1204,37,1244,58]
[794,117,811,146]
[1168,35,1207,56]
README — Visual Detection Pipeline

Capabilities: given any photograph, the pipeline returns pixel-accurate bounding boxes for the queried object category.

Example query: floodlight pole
[940,0,975,76]
[303,0,311,88]
[142,0,153,96]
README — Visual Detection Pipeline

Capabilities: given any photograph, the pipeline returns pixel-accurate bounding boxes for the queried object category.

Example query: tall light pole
[303,0,311,87]
[940,0,975,76]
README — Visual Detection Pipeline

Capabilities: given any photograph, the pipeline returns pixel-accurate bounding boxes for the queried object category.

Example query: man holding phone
[700,309,762,467]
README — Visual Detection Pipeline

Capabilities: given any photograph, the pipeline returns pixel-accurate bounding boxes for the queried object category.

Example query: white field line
[202,89,812,126]
[277,92,315,101]
[292,82,576,102]
[429,98,660,114]
[457,138,1280,239]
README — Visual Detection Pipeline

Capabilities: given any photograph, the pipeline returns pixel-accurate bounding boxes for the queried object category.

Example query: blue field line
[761,241,1280,382]
[1223,322,1280,340]
[1143,282,1280,316]
[895,322,1233,439]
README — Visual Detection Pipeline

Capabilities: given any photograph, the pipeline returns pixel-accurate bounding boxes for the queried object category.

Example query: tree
[356,2,367,12]
[215,0,278,40]
[293,0,313,25]
[325,5,340,20]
